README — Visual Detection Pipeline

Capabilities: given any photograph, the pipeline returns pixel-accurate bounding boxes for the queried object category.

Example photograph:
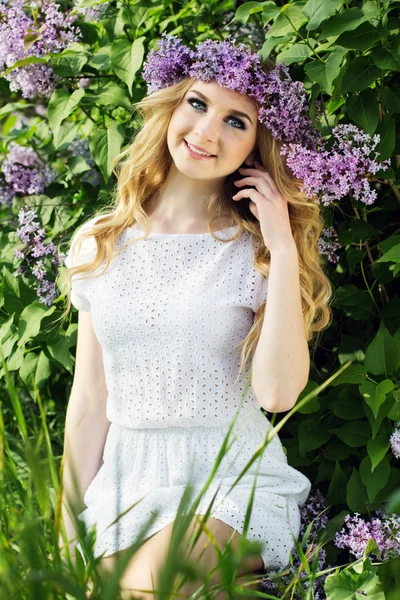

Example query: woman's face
[167,80,258,179]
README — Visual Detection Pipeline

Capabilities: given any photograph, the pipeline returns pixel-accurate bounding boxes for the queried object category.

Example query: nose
[194,114,219,144]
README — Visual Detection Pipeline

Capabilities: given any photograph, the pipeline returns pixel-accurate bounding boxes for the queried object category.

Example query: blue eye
[187,97,247,131]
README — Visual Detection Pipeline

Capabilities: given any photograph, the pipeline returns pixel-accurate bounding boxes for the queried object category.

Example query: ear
[244,151,256,167]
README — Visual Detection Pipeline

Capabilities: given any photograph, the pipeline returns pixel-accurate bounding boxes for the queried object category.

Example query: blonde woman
[59,35,333,599]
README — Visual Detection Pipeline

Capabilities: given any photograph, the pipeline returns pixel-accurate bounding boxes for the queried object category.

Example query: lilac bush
[14,205,60,306]
[280,124,391,207]
[0,142,56,201]
[0,0,80,98]
[334,508,400,562]
[318,226,342,264]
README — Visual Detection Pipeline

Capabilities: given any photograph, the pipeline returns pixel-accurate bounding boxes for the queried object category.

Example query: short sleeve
[63,217,99,312]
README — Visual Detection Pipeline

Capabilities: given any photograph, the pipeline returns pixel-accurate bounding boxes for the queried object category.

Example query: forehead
[188,79,257,115]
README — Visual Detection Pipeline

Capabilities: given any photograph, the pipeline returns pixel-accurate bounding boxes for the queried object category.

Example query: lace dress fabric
[64,216,312,571]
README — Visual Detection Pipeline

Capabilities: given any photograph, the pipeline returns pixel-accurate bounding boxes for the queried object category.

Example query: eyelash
[186,97,247,130]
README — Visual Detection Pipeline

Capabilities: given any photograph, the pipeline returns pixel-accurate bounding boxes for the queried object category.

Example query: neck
[145,162,228,229]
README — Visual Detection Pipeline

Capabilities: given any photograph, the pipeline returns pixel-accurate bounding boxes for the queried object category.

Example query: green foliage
[0,0,399,598]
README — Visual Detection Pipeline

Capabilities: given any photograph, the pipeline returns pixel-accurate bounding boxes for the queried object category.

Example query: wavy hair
[58,58,334,380]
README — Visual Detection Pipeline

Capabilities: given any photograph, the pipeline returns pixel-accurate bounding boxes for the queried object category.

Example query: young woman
[59,35,332,599]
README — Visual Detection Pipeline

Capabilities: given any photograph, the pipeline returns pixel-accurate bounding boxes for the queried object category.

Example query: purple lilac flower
[318,226,341,264]
[0,183,15,207]
[1,142,56,197]
[280,124,391,206]
[14,205,61,306]
[390,422,400,459]
[0,0,81,98]
[262,489,332,600]
[334,509,400,561]
[142,33,193,95]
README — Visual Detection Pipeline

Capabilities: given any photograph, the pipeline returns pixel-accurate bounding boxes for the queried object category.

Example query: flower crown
[142,33,320,151]
[141,33,390,206]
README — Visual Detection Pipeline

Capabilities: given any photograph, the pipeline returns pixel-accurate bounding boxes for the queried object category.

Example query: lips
[184,139,216,157]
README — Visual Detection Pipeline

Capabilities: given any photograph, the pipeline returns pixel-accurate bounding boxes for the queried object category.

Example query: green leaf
[346,89,379,135]
[330,364,367,385]
[372,45,400,71]
[88,45,111,71]
[267,4,308,37]
[360,456,390,502]
[2,55,49,76]
[234,1,276,25]
[319,7,368,38]
[52,50,88,77]
[298,418,331,456]
[377,242,400,264]
[304,49,345,94]
[276,42,313,65]
[360,380,394,419]
[380,84,400,113]
[335,22,386,51]
[88,120,125,183]
[47,89,85,147]
[326,460,347,505]
[17,302,55,347]
[340,57,381,94]
[325,562,385,600]
[367,435,391,472]
[330,420,371,447]
[302,0,340,31]
[346,467,369,513]
[72,0,109,7]
[92,84,132,110]
[375,114,396,160]
[364,325,400,377]
[365,395,395,439]
[110,37,145,95]
[334,285,376,322]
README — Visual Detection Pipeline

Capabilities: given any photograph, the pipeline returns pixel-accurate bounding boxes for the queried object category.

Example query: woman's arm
[251,242,310,413]
[58,311,110,561]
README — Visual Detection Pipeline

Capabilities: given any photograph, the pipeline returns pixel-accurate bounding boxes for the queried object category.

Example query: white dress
[64,215,312,571]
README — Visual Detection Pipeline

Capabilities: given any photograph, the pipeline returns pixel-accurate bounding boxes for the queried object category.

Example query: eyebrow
[188,89,254,125]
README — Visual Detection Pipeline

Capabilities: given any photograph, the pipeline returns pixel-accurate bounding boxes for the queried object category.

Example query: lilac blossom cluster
[318,226,342,264]
[261,489,332,600]
[334,508,400,561]
[281,124,391,206]
[390,422,400,459]
[14,205,60,306]
[0,0,80,98]
[0,142,56,205]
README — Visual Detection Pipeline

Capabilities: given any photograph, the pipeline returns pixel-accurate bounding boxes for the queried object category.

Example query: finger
[232,188,263,202]
[242,167,279,196]
[234,176,273,198]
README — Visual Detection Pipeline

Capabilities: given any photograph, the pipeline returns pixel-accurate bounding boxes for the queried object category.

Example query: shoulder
[64,214,104,269]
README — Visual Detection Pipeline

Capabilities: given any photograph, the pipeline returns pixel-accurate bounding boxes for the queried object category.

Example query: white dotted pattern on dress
[64,216,312,571]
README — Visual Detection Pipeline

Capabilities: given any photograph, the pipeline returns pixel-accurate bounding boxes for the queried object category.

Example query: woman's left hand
[232,159,295,252]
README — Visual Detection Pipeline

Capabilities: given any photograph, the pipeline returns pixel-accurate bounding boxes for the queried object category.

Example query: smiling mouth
[184,139,216,157]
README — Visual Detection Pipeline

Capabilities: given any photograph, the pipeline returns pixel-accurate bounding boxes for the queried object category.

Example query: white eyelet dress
[63,216,312,572]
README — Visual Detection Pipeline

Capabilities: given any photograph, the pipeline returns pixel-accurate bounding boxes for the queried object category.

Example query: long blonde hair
[58,59,334,378]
